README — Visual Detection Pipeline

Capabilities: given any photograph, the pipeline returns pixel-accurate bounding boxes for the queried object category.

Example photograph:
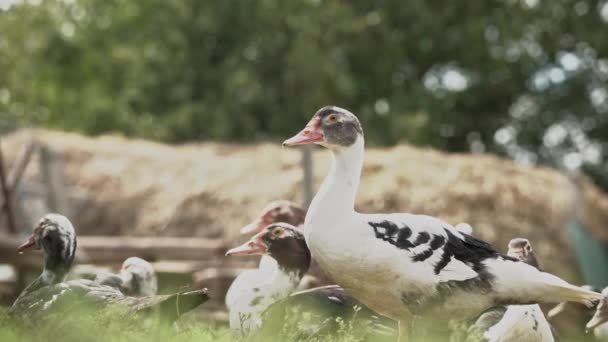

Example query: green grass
[0,304,387,342]
[0,304,598,342]
[0,305,231,342]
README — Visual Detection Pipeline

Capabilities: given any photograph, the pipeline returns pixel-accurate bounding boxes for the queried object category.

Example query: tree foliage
[1,0,607,185]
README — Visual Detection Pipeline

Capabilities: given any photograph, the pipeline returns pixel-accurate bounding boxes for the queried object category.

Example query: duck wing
[366,213,504,284]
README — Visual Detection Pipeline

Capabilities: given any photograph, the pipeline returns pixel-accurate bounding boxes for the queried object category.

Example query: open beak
[17,234,38,254]
[283,117,324,147]
[226,232,268,256]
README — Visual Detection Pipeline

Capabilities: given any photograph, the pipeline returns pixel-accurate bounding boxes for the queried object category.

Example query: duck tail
[546,281,601,308]
[526,270,601,307]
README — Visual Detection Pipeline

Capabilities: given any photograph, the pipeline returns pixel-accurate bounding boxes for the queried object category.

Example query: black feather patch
[368,221,415,250]
[413,232,430,245]
[412,249,434,262]
[429,235,446,250]
[434,249,453,274]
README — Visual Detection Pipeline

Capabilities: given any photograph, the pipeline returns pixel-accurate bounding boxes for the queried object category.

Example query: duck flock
[8,106,608,342]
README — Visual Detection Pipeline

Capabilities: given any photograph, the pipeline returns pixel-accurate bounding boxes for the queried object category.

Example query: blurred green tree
[0,0,607,186]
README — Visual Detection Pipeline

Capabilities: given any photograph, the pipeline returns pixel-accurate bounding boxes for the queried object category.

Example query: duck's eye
[327,114,338,123]
[271,228,284,238]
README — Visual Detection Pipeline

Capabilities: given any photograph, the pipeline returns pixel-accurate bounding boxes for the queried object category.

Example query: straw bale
[2,129,608,280]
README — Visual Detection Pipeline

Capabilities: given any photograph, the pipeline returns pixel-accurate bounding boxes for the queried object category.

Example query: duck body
[228,262,301,335]
[306,210,533,321]
[482,304,553,342]
[226,223,395,340]
[226,223,309,336]
[225,256,277,310]
[283,106,602,335]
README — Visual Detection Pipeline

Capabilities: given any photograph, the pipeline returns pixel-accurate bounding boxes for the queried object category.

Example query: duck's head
[227,223,310,275]
[283,106,363,151]
[240,200,306,234]
[18,213,77,274]
[119,257,158,297]
[507,237,539,268]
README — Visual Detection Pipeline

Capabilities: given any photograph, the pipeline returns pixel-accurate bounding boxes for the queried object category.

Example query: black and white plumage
[236,200,333,289]
[227,200,307,311]
[225,223,310,336]
[467,238,554,342]
[10,214,207,322]
[225,223,396,339]
[283,106,604,341]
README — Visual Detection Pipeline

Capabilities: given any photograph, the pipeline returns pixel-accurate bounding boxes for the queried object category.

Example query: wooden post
[39,145,68,214]
[0,140,16,234]
[301,145,314,208]
[7,141,37,193]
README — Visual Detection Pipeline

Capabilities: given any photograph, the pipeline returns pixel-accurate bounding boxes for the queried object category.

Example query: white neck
[305,137,365,229]
[258,256,302,299]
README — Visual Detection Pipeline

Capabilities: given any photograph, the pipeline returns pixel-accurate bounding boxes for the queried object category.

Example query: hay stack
[2,129,607,280]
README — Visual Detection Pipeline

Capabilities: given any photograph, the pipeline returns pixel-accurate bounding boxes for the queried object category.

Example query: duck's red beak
[226,232,268,256]
[17,234,38,254]
[283,117,324,147]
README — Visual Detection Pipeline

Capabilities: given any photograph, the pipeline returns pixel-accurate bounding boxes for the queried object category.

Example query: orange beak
[283,117,324,147]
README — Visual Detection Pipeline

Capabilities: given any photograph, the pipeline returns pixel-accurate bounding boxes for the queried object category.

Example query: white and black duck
[10,213,207,323]
[282,106,606,341]
[226,200,308,312]
[225,223,395,340]
[236,199,335,290]
[467,238,554,342]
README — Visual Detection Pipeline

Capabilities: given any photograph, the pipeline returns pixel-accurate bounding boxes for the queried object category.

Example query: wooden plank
[0,233,230,267]
[76,236,228,263]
